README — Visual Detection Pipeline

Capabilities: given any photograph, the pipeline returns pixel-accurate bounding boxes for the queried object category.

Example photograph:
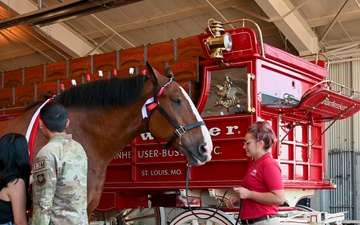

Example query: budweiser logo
[322,98,346,110]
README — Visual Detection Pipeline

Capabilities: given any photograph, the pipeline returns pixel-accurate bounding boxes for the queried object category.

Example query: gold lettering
[322,99,346,110]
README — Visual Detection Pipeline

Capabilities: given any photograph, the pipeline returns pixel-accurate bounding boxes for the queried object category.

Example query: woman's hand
[233,187,251,199]
[228,197,240,208]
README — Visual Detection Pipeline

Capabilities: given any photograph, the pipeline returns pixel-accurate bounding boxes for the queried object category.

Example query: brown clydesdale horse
[0,62,213,215]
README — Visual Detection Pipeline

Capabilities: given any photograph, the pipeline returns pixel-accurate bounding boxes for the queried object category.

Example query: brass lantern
[205,20,233,60]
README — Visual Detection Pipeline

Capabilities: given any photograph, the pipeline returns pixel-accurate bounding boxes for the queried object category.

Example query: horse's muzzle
[185,142,212,166]
[198,142,212,162]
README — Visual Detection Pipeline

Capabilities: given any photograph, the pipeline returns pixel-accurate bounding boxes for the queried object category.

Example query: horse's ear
[146,61,158,85]
[164,66,174,78]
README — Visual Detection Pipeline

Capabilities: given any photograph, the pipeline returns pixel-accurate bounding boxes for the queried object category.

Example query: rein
[143,77,205,150]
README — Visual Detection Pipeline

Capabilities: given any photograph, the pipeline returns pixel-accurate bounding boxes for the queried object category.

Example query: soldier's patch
[33,159,45,171]
[35,173,46,186]
[32,156,52,190]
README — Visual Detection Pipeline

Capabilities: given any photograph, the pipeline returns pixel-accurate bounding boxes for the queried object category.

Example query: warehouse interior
[1,0,360,224]
[0,0,360,71]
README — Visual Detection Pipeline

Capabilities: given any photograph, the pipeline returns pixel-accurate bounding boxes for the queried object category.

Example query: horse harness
[142,77,205,150]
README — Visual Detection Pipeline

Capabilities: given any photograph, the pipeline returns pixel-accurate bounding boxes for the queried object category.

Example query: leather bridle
[143,77,205,150]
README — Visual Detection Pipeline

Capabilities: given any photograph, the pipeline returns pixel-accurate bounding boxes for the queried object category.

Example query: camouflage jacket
[32,134,88,225]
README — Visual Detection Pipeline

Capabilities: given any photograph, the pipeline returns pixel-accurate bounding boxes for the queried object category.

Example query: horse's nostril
[198,142,207,156]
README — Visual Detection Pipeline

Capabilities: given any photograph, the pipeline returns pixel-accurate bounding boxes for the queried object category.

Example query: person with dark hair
[31,102,88,225]
[0,133,32,225]
[230,121,284,225]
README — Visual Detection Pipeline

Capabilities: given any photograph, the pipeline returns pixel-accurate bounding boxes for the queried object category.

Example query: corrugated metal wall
[326,61,357,151]
[352,61,360,152]
[325,60,360,220]
[328,150,355,220]
[355,154,360,220]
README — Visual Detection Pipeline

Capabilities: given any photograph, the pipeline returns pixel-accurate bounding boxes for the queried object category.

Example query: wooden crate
[177,35,205,59]
[69,56,91,78]
[3,69,22,87]
[168,58,199,82]
[46,61,67,81]
[147,40,174,64]
[119,46,144,70]
[93,51,117,75]
[37,81,58,99]
[0,87,13,107]
[24,65,44,84]
[15,84,35,105]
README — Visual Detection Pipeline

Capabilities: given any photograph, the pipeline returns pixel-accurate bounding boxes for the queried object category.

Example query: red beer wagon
[90,19,360,224]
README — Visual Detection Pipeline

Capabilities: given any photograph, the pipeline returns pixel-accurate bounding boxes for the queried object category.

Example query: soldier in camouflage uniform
[32,102,88,225]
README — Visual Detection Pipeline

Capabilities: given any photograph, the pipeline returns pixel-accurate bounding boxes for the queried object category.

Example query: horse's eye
[173,98,181,105]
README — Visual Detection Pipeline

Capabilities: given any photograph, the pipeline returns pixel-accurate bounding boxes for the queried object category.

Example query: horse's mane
[55,75,150,107]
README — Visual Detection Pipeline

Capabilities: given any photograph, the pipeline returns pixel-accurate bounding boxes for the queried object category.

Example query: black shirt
[0,183,32,223]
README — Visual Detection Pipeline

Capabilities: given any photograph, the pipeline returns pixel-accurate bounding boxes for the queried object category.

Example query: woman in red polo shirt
[230,121,284,225]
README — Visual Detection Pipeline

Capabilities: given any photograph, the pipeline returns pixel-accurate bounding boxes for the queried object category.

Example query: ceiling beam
[255,0,319,54]
[1,28,53,58]
[0,43,51,61]
[84,0,243,38]
[0,0,104,58]
[0,0,143,29]
[306,10,360,28]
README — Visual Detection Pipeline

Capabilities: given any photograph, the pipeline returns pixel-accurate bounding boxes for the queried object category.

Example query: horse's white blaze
[180,87,213,161]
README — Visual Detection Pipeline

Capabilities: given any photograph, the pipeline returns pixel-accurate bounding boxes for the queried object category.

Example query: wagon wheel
[116,207,166,225]
[169,208,237,225]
